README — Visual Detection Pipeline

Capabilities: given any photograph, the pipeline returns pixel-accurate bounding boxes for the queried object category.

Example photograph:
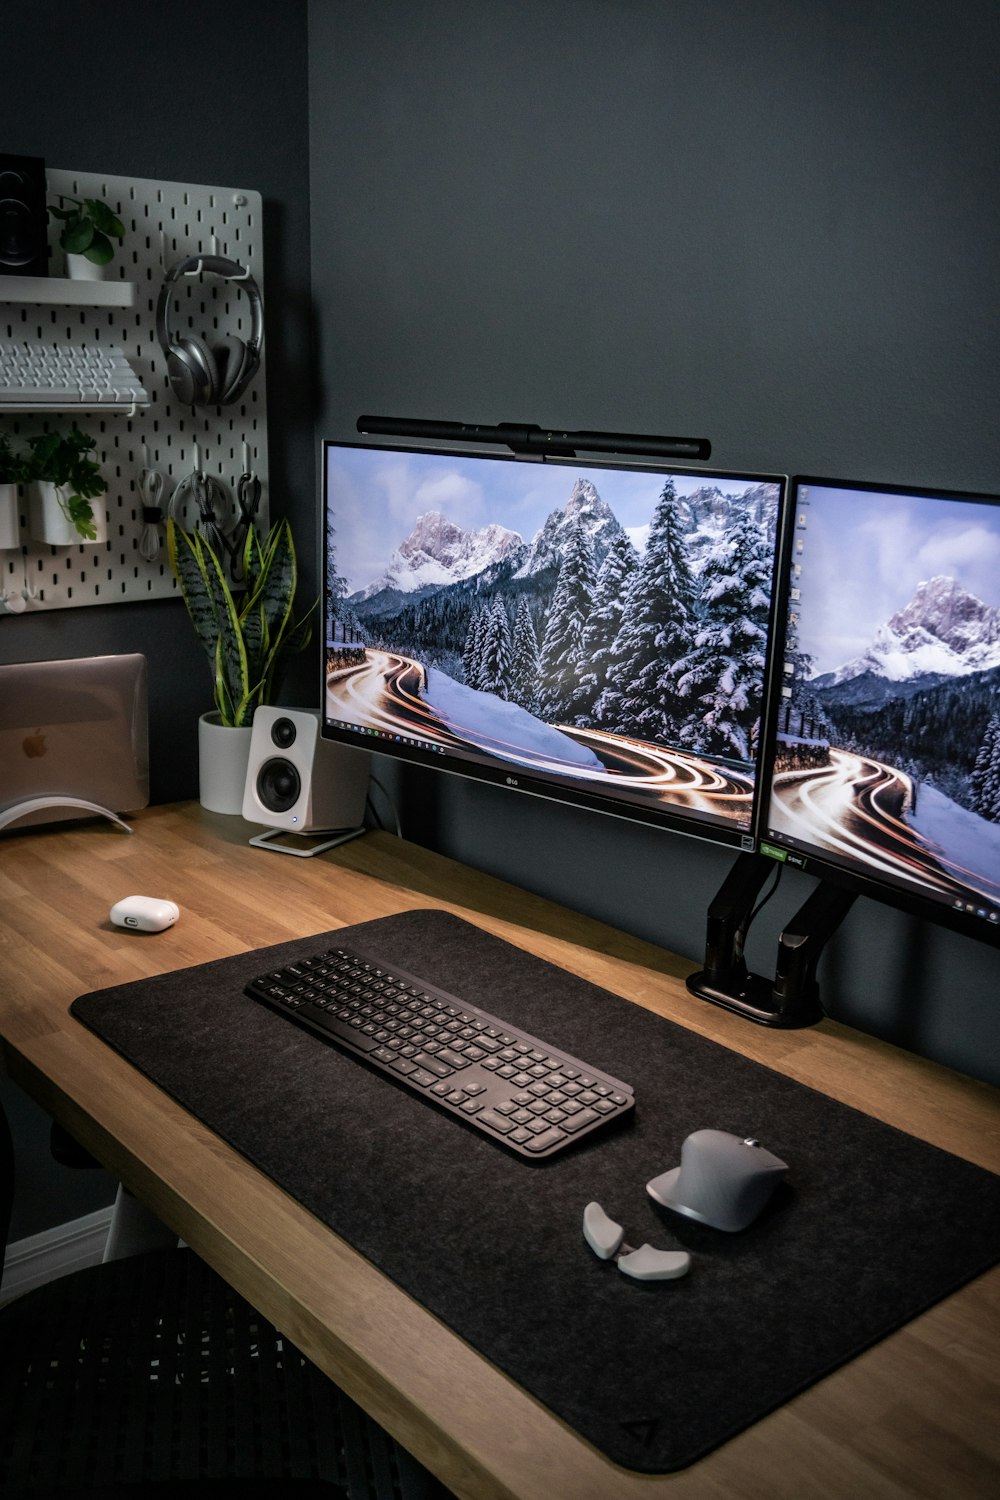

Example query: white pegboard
[0,167,268,612]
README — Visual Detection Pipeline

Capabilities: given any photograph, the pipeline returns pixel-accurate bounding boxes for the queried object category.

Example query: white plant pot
[29,481,107,546]
[65,251,107,281]
[0,482,20,550]
[198,711,253,815]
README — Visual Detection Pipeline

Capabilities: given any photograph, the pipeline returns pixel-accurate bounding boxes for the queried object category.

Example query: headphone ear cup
[212,334,250,405]
[166,333,219,406]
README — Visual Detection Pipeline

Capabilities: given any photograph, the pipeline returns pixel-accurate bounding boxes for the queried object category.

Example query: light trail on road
[770,748,1000,905]
[327,650,754,824]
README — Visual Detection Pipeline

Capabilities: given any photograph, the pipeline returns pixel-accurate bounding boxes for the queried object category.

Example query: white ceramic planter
[65,251,107,281]
[29,482,107,546]
[198,711,253,815]
[0,482,20,550]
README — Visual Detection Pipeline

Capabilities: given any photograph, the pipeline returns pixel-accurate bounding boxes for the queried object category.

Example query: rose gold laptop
[0,654,149,832]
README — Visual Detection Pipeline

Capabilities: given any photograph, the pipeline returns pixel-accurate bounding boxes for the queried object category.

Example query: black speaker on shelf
[242,706,370,856]
[0,153,48,277]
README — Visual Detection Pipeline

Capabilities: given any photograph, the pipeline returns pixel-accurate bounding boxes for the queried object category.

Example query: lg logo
[505,775,519,787]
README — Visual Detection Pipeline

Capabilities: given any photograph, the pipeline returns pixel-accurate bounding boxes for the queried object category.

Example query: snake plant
[167,517,314,727]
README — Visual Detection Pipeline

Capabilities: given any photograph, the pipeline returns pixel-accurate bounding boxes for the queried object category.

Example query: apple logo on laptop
[22,728,47,758]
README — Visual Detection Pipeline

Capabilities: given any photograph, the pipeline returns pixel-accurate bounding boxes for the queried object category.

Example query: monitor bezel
[320,438,790,854]
[756,472,1000,951]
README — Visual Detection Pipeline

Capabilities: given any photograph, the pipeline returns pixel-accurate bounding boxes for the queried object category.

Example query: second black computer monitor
[759,474,1000,948]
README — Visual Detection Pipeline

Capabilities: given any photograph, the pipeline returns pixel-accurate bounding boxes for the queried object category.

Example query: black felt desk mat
[71,908,1000,1473]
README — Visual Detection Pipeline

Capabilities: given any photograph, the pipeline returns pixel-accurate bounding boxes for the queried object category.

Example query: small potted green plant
[49,194,125,279]
[167,516,315,813]
[0,434,26,549]
[24,429,108,545]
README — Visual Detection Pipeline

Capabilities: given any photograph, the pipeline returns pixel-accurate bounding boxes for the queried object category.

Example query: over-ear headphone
[155,254,264,406]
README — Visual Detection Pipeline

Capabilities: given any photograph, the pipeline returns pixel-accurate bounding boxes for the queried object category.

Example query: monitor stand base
[686,967,824,1028]
[686,853,855,1028]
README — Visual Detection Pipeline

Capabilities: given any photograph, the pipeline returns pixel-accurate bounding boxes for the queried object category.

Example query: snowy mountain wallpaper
[768,481,1000,918]
[324,445,782,837]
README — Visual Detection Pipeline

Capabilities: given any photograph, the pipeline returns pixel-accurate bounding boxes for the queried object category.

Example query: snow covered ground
[421,667,605,775]
[905,783,1000,902]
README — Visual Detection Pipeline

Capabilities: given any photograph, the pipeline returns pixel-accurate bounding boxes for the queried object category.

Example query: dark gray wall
[1,0,313,1239]
[308,0,1000,1084]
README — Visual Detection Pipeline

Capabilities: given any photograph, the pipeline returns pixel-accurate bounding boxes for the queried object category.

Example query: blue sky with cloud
[795,483,1000,675]
[327,443,775,593]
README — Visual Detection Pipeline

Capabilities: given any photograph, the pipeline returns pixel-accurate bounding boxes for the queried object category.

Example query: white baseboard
[0,1205,113,1306]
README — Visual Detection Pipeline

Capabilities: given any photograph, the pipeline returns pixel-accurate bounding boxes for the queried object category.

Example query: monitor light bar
[356,414,711,463]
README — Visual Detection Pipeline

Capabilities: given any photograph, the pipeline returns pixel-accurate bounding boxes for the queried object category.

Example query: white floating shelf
[0,274,137,308]
[0,400,150,415]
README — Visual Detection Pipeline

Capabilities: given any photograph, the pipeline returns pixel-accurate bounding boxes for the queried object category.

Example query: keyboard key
[524,1127,568,1153]
[413,1052,452,1077]
[436,1048,471,1071]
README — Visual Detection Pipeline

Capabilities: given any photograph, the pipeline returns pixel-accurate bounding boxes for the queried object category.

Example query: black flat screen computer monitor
[759,474,1000,948]
[322,440,787,851]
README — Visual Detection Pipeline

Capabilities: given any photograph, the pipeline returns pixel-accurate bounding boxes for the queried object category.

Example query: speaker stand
[247,825,367,857]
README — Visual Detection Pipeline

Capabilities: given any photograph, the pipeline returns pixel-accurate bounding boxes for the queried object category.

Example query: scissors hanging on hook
[229,470,262,582]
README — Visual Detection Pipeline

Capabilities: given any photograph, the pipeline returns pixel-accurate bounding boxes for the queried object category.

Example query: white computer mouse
[647,1129,788,1232]
[109,895,180,933]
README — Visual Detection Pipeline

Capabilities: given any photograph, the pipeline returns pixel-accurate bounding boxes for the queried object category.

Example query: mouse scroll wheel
[743,1137,762,1148]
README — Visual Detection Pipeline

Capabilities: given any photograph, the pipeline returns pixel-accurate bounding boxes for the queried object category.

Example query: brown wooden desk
[1,802,998,1499]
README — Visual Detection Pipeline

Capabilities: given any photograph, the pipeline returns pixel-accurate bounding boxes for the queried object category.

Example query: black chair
[0,1095,451,1500]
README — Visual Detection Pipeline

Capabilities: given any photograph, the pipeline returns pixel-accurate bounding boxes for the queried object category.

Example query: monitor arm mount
[357,415,711,463]
[686,852,856,1027]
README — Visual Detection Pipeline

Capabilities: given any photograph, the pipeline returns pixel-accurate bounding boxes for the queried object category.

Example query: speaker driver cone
[256,756,300,814]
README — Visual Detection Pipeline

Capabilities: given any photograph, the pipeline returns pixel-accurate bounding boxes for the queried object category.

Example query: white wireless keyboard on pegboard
[0,339,149,410]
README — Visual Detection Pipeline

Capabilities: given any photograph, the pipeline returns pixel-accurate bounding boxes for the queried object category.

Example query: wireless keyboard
[0,338,149,409]
[245,943,636,1160]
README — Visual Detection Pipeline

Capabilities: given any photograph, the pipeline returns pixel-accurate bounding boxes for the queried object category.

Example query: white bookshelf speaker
[242,707,370,856]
